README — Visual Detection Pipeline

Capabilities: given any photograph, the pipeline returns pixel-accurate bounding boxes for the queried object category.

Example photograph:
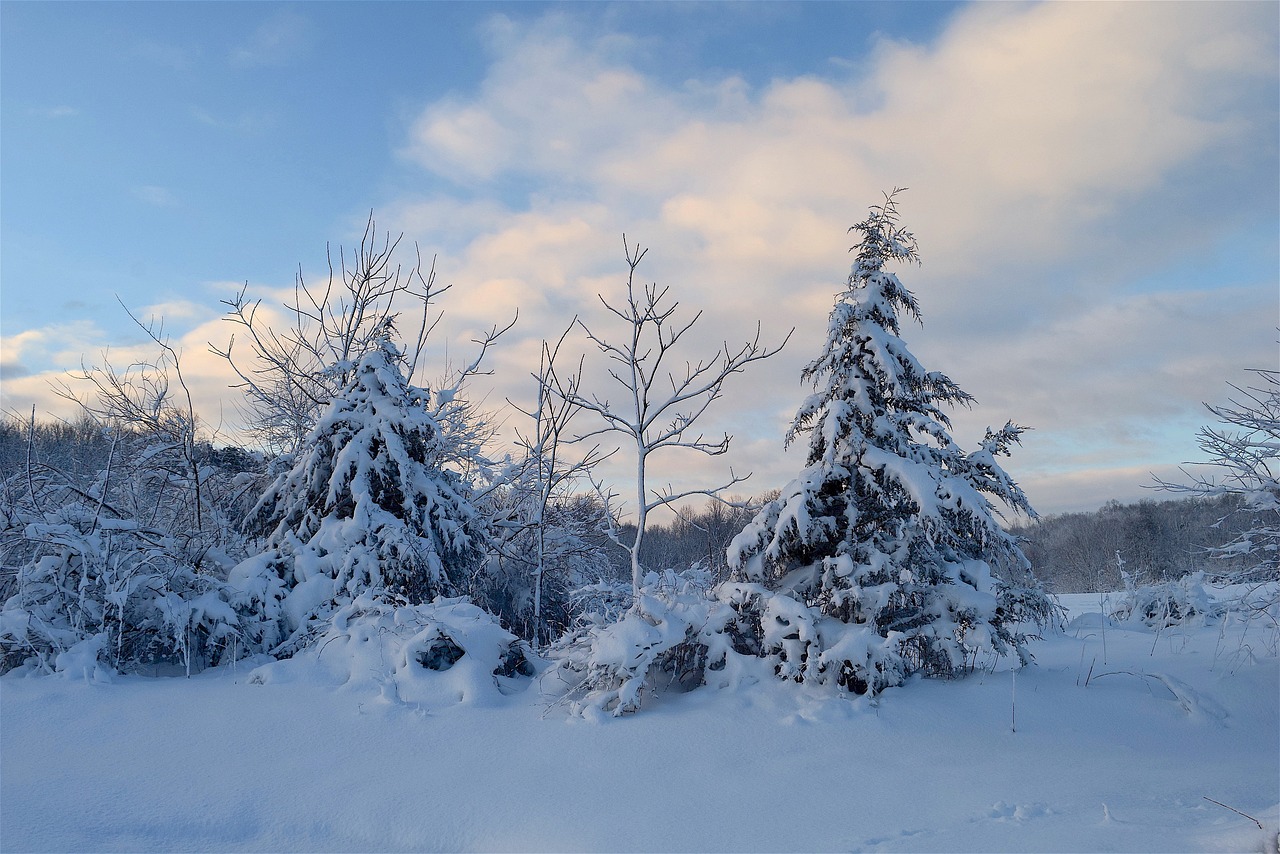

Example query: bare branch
[210,213,465,455]
[552,235,791,594]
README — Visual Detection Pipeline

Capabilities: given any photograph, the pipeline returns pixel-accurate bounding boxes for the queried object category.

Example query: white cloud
[136,299,207,323]
[405,14,680,186]
[384,3,1277,515]
[30,105,78,119]
[189,106,274,135]
[129,38,200,71]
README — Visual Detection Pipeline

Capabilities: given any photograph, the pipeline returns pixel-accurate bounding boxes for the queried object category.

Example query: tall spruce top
[790,191,973,475]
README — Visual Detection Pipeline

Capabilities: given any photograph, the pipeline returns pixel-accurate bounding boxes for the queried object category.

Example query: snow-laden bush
[564,577,634,631]
[0,344,264,678]
[716,582,821,682]
[1,510,241,677]
[547,569,732,716]
[244,593,534,709]
[230,338,490,656]
[717,575,1013,694]
[1156,368,1279,588]
[548,569,892,716]
[1111,571,1223,629]
[478,490,617,648]
[547,555,1055,716]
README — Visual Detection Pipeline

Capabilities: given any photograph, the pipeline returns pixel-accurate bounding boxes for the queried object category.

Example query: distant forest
[632,491,1254,595]
[0,415,1255,597]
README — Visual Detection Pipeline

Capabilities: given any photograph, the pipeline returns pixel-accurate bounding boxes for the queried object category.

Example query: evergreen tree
[230,335,488,654]
[728,192,1056,695]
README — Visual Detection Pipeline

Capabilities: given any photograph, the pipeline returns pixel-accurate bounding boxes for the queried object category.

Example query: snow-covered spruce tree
[727,191,1057,696]
[229,333,489,655]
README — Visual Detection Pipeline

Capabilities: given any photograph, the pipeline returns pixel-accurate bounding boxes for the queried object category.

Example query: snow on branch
[1154,368,1279,585]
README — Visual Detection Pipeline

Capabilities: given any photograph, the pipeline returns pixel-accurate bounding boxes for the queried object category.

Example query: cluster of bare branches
[53,305,213,538]
[1156,368,1279,585]
[496,327,616,646]
[550,237,791,594]
[211,214,508,456]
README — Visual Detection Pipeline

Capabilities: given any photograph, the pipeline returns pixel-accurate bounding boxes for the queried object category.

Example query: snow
[3,589,1277,853]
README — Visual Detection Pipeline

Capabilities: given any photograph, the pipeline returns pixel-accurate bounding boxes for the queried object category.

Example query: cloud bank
[378,3,1278,515]
[6,3,1276,518]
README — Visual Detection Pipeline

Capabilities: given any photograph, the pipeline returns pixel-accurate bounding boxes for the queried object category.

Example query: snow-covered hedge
[0,512,241,677]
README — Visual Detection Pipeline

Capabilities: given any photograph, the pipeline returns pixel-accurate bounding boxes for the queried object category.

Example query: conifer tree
[728,192,1056,695]
[231,334,488,653]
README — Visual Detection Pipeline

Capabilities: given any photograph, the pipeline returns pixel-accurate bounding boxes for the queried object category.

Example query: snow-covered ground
[3,589,1277,853]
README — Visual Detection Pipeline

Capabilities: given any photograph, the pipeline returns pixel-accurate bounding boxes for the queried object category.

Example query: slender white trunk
[631,443,646,596]
[533,507,544,649]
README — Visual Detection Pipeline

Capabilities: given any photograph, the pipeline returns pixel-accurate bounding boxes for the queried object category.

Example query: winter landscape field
[3,169,1277,854]
[3,586,1277,854]
[3,5,1277,853]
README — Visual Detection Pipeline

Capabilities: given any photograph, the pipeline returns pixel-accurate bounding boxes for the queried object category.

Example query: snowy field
[3,589,1277,853]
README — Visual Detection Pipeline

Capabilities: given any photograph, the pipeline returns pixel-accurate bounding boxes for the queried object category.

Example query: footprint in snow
[852,827,931,851]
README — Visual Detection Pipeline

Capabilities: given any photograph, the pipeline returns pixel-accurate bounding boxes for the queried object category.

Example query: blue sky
[0,0,957,316]
[2,1,1277,517]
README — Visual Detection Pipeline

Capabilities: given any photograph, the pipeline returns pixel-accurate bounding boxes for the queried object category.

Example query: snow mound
[548,570,729,717]
[1091,669,1230,724]
[245,594,534,710]
[1111,572,1223,628]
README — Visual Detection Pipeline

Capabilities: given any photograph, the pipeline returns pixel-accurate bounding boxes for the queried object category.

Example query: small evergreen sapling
[728,191,1057,695]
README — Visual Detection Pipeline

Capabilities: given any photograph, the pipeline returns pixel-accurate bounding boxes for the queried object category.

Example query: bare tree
[213,213,513,458]
[555,238,791,595]
[55,305,212,543]
[1155,368,1279,585]
[501,325,614,646]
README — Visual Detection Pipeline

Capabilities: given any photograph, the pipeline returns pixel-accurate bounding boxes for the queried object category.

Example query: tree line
[1,197,1272,715]
[0,417,1260,605]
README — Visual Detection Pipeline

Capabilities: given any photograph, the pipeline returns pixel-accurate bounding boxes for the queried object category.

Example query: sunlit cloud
[1,309,249,438]
[384,2,1277,515]
[7,3,1275,519]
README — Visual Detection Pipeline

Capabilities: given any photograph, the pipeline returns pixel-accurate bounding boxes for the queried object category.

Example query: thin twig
[1203,797,1264,830]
